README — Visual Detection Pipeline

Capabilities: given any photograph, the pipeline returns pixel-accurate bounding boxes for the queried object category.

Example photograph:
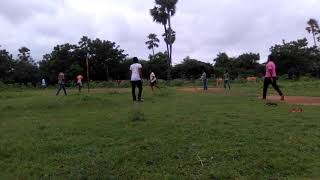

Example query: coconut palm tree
[155,0,178,63]
[150,0,178,82]
[150,6,170,59]
[18,47,31,62]
[145,33,160,58]
[306,18,319,47]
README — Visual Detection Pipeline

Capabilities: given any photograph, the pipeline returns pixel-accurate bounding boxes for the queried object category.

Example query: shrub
[0,81,6,89]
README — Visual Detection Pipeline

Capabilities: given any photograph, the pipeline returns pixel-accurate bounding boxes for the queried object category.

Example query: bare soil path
[177,87,320,106]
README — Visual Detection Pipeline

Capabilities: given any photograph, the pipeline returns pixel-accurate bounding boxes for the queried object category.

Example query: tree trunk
[86,53,90,93]
[166,10,173,84]
[167,43,172,84]
[152,46,155,59]
[163,25,170,55]
[313,32,317,47]
[106,63,109,81]
[163,24,171,84]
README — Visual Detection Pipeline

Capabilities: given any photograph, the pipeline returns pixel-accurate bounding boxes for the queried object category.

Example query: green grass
[231,80,320,97]
[0,81,320,179]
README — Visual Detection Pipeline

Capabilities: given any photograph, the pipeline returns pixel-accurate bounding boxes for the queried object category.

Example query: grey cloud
[0,0,319,63]
[0,0,60,23]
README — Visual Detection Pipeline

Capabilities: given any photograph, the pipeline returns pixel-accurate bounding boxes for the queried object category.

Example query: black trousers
[131,80,143,101]
[77,83,82,92]
[263,77,283,99]
[56,84,67,96]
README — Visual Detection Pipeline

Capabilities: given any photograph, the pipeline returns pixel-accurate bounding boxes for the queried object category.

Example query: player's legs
[270,77,284,100]
[263,78,271,99]
[137,80,143,101]
[131,81,137,101]
[56,84,62,95]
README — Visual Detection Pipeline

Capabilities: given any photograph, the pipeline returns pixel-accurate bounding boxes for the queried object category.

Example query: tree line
[1,16,320,86]
[1,36,320,86]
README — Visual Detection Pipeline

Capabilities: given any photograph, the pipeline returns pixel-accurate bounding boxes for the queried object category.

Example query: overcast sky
[0,0,319,64]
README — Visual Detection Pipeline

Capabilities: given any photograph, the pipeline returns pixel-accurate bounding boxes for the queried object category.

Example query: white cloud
[0,0,319,63]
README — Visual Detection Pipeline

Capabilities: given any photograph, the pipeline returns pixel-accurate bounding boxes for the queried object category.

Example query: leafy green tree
[213,52,263,79]
[39,54,54,84]
[88,38,127,81]
[69,64,84,82]
[308,47,320,78]
[147,52,168,79]
[270,38,320,78]
[13,47,39,85]
[306,18,319,47]
[145,33,160,58]
[213,52,234,77]
[172,57,214,79]
[0,47,14,83]
[39,36,127,84]
[39,43,76,83]
[234,53,262,77]
[214,53,232,68]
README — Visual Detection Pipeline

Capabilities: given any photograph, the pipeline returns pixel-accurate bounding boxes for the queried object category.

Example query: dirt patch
[267,96,320,106]
[176,88,320,106]
[177,87,224,93]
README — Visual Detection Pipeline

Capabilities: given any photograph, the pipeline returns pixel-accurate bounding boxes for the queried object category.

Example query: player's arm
[139,68,143,80]
[129,66,132,78]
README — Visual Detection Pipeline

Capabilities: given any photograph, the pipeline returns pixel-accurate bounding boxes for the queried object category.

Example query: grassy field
[0,81,320,179]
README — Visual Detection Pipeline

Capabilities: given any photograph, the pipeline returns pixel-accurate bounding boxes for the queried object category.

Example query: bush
[278,74,289,81]
[299,76,317,82]
[171,79,185,87]
[0,81,6,89]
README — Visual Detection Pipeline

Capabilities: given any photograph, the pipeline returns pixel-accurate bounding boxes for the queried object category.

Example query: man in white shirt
[41,78,46,89]
[149,70,160,91]
[130,57,143,101]
[200,70,208,91]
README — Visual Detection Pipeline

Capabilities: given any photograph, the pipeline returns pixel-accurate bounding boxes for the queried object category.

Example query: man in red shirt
[263,55,284,100]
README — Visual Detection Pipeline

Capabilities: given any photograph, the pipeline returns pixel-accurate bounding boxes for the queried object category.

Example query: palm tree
[18,47,31,62]
[145,33,160,58]
[306,18,319,47]
[150,0,178,82]
[150,6,170,59]
[156,0,178,64]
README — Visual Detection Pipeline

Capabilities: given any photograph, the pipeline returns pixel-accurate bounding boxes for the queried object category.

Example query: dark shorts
[150,80,157,86]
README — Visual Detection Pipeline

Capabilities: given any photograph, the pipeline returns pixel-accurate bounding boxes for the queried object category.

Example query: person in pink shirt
[76,74,83,93]
[263,55,284,100]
